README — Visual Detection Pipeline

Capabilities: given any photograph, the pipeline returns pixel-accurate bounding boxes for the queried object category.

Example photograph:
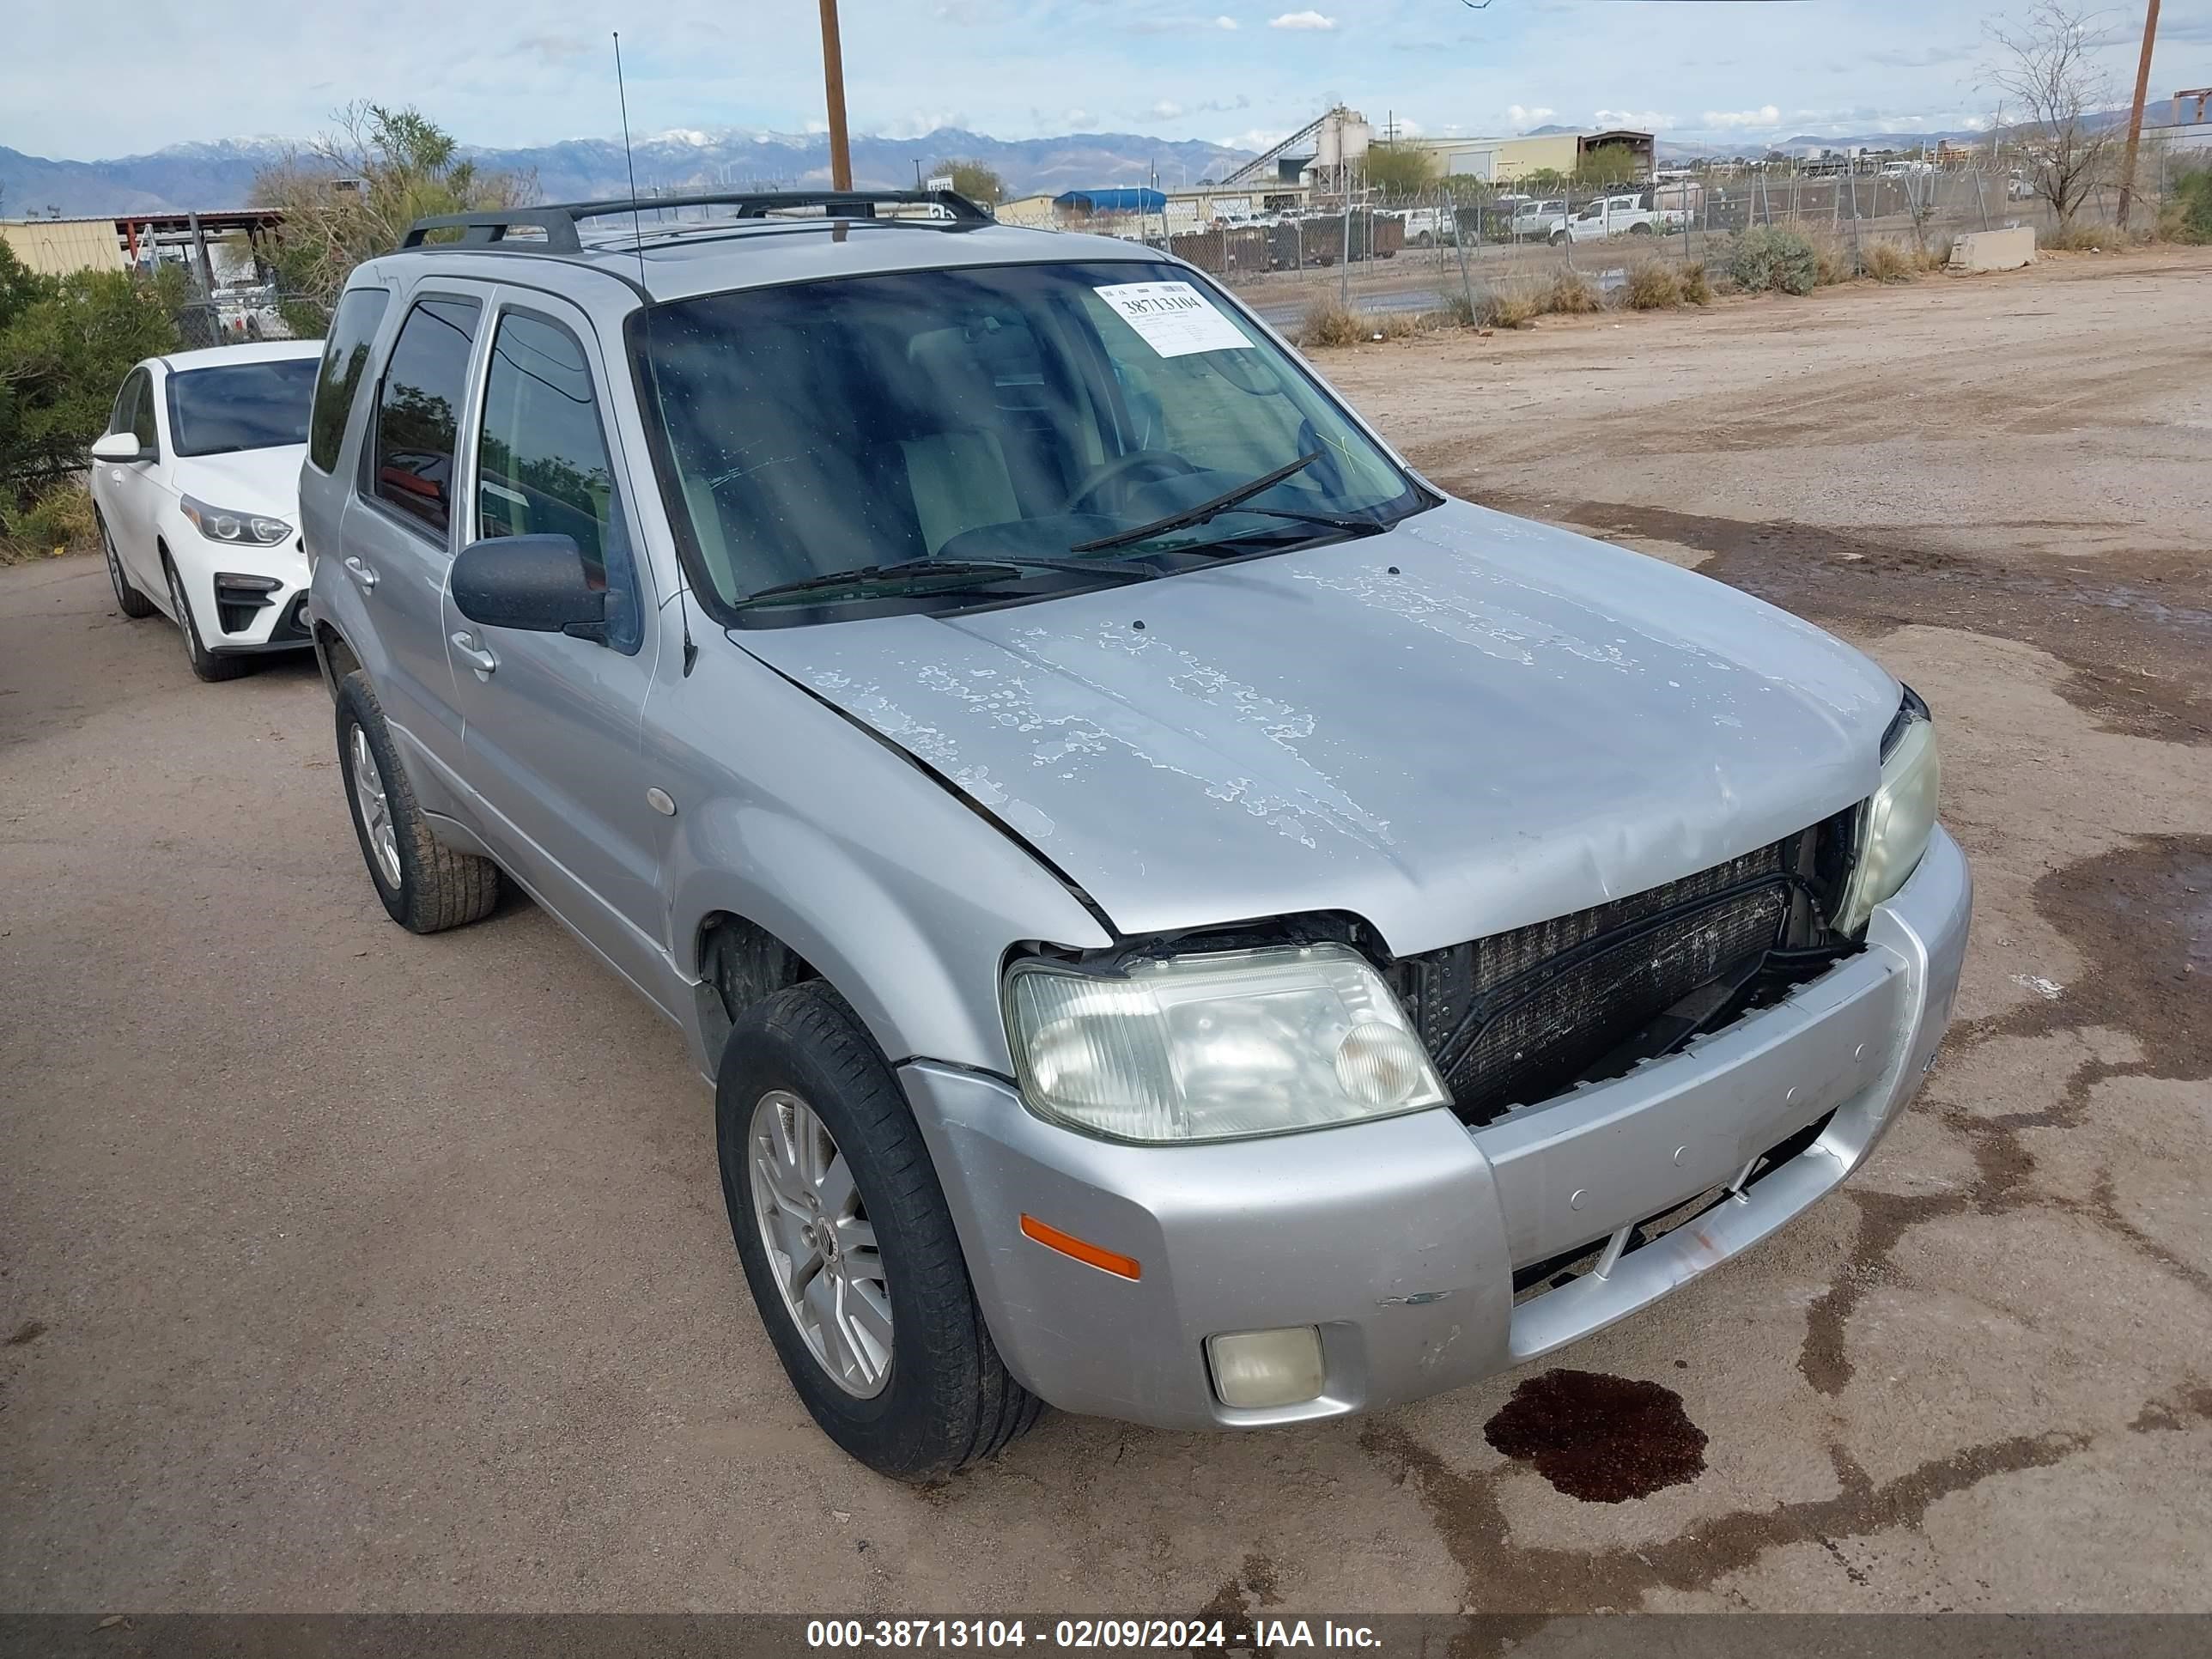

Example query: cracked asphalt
[3,247,2209,1617]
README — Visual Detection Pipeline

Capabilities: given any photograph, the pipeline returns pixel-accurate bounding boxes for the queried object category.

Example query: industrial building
[1401,127,1656,184]
[0,210,283,280]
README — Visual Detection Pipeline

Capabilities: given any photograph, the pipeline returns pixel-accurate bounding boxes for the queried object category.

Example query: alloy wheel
[348,723,403,890]
[748,1089,892,1398]
[167,568,198,664]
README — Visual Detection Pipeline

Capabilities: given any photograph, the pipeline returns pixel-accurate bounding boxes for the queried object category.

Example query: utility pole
[2116,0,2161,230]
[817,0,853,191]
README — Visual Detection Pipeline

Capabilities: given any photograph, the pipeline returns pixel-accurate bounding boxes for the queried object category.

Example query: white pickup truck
[1383,206,1456,246]
[1509,198,1570,240]
[1555,192,1685,244]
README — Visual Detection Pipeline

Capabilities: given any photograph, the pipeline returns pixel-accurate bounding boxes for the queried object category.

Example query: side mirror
[91,431,153,465]
[451,534,607,641]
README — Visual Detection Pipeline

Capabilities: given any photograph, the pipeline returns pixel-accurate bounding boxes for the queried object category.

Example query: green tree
[1364,142,1439,201]
[1519,167,1569,193]
[929,159,1007,207]
[253,103,536,329]
[1572,143,1647,190]
[0,269,182,489]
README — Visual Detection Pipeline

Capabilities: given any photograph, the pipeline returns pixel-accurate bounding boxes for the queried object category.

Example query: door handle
[343,556,378,592]
[451,632,498,677]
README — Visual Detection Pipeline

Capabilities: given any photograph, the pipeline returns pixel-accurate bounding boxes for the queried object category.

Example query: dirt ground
[3,248,2209,1620]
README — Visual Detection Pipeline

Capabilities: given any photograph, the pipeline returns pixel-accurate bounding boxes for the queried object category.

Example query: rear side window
[475,309,641,653]
[307,288,392,472]
[370,295,481,539]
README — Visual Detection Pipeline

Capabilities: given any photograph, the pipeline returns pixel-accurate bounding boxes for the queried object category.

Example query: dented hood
[734,500,1900,954]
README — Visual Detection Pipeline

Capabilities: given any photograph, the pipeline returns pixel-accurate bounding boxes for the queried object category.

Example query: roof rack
[399,189,992,253]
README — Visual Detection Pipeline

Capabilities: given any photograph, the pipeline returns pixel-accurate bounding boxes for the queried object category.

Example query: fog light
[1205,1326,1326,1409]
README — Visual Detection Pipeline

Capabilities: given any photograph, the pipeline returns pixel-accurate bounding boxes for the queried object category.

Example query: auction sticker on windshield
[1094,281,1252,357]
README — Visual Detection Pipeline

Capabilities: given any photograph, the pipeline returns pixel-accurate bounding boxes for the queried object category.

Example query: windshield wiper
[738,554,1161,607]
[1071,451,1322,554]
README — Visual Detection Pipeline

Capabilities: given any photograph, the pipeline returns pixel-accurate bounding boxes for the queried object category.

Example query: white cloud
[1152,100,1185,119]
[1269,10,1334,29]
[1064,108,1096,128]
[1215,15,1238,27]
[1507,104,1554,128]
[1593,108,1675,131]
[1701,105,1782,129]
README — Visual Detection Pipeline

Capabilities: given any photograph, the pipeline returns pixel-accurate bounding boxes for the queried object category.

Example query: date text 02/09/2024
[805,1619,1384,1650]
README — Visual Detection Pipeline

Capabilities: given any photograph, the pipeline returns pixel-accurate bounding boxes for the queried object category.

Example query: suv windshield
[634,260,1423,617]
[167,358,319,457]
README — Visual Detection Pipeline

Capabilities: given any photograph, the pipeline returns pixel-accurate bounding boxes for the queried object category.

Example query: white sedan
[89,340,322,682]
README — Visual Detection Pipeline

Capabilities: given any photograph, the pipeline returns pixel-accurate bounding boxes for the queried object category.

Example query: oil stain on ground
[1480,1369,1708,1503]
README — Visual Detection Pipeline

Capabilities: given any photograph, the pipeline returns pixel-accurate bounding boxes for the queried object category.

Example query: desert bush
[1474,284,1540,329]
[1800,226,1852,286]
[1300,298,1364,348]
[1920,232,1955,270]
[2040,222,2152,252]
[1863,240,1913,283]
[1546,270,1602,314]
[1622,261,1681,309]
[1729,224,1820,295]
[1678,263,1713,305]
[2162,167,2212,244]
[1,478,96,562]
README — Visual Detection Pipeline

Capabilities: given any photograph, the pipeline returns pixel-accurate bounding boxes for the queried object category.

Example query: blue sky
[9,0,2210,159]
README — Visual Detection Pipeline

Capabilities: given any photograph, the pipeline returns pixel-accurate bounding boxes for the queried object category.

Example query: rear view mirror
[451,534,607,641]
[91,431,153,465]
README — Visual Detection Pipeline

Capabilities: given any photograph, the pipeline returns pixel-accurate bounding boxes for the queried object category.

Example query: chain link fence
[1135,161,2193,331]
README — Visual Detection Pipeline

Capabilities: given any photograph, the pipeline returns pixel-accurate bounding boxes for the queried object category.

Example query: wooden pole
[817,0,853,191]
[2116,0,2161,230]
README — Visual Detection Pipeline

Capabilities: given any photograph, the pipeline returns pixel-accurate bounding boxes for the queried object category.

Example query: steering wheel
[1066,450,1201,516]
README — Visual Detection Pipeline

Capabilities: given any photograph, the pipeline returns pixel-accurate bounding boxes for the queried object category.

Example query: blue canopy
[1054,187,1168,214]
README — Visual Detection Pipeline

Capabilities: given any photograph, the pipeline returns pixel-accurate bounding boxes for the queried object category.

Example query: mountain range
[0,129,1255,218]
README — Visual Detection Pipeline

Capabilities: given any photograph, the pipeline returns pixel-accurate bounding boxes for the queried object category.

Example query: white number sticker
[1092,281,1254,358]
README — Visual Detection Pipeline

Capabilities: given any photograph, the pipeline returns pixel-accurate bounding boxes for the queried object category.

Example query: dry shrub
[2040,222,2151,252]
[1546,270,1602,314]
[1678,263,1712,305]
[1299,297,1364,348]
[1801,226,1852,286]
[1370,310,1425,342]
[1474,283,1541,329]
[1919,233,1955,270]
[1622,261,1681,309]
[1,480,97,563]
[1863,240,1913,283]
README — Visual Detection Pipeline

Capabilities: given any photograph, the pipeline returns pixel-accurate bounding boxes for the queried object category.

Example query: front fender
[658,646,1115,1082]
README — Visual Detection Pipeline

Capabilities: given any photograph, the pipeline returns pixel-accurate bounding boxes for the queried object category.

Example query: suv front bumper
[903,828,1971,1431]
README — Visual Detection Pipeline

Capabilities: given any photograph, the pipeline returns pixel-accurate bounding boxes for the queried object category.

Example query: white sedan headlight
[181,493,290,546]
[1005,943,1449,1145]
[1836,693,1942,935]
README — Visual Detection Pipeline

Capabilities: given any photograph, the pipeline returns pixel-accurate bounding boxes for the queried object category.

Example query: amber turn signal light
[1019,1213,1140,1280]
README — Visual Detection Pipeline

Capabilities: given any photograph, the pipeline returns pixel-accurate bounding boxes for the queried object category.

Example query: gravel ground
[3,246,2208,1619]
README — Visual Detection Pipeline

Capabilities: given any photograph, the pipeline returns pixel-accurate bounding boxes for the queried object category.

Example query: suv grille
[1394,840,1796,1124]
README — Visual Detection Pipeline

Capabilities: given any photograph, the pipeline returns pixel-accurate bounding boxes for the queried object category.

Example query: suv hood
[736,500,1899,954]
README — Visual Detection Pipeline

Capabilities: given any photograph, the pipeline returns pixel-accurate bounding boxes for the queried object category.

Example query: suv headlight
[1836,689,1942,936]
[181,494,290,545]
[1004,942,1449,1145]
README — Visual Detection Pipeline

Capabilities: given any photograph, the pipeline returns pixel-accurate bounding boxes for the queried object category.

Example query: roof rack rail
[399,189,992,252]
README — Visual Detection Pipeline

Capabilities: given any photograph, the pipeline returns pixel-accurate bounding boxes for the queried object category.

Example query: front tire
[719,981,1042,1480]
[334,670,499,933]
[163,559,247,681]
[101,518,156,618]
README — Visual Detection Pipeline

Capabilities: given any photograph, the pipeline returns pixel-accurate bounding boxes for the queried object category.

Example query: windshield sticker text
[1093,281,1254,358]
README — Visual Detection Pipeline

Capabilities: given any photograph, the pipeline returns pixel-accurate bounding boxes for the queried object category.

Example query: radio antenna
[614,32,698,673]
[614,31,649,284]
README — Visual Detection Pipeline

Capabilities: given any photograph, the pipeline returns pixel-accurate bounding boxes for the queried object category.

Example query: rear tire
[101,518,156,618]
[163,559,247,682]
[718,981,1043,1481]
[335,669,500,933]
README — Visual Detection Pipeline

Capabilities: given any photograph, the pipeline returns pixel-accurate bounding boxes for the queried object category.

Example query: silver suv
[301,190,1970,1480]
